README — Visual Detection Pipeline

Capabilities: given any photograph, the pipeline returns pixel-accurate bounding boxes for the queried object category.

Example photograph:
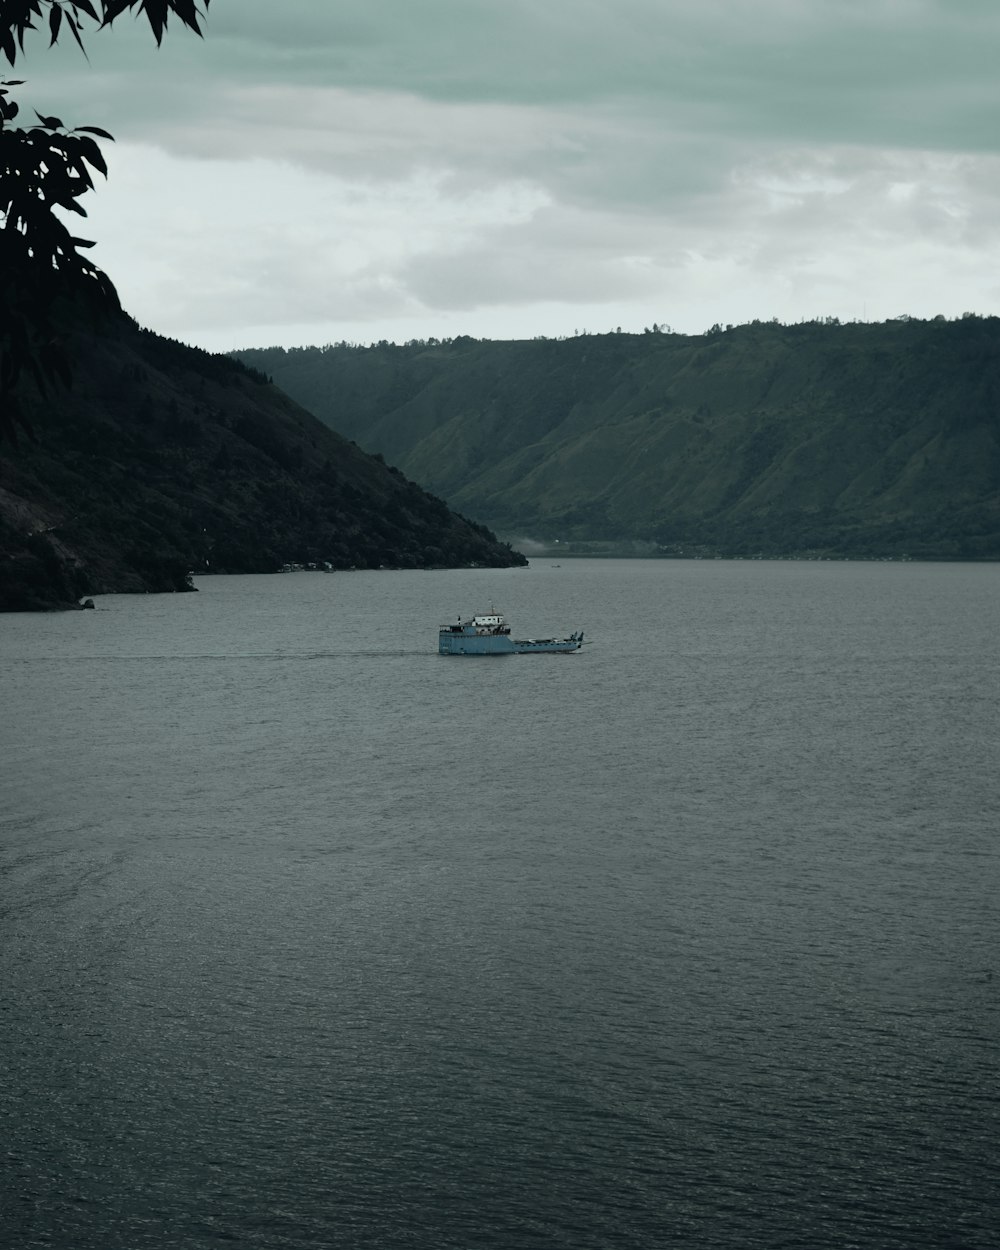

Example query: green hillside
[237,318,1000,559]
[0,315,524,611]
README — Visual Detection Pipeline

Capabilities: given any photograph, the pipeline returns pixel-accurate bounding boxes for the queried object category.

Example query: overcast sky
[15,0,1000,350]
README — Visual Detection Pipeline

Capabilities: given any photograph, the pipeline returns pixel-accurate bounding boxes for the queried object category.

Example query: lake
[2,559,998,1248]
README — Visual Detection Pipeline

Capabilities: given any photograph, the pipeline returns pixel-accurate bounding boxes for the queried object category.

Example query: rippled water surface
[2,560,998,1248]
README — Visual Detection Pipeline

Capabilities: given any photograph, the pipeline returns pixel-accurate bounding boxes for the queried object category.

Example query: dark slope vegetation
[0,316,524,610]
[238,318,1000,559]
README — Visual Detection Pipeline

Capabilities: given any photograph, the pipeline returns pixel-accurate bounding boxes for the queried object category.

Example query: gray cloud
[23,1,1000,151]
[14,1,1000,347]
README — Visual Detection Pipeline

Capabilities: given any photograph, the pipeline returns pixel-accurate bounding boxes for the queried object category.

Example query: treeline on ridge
[235,315,1000,560]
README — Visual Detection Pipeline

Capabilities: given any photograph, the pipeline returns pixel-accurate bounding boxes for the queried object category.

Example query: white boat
[438,611,583,655]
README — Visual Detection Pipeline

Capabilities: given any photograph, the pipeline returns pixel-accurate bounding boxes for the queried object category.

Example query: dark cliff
[0,315,525,611]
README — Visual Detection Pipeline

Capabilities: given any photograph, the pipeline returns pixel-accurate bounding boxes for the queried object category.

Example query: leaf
[75,125,115,141]
[69,161,95,192]
[101,0,134,24]
[75,134,107,176]
[172,0,204,33]
[14,23,33,57]
[50,183,88,213]
[70,237,97,247]
[34,110,65,129]
[49,4,63,46]
[72,0,101,20]
[68,15,89,60]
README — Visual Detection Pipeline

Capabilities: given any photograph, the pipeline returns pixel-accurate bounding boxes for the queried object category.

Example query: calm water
[2,559,998,1249]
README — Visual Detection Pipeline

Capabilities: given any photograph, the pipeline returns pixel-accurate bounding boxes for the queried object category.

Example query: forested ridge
[238,317,1000,560]
[0,313,524,610]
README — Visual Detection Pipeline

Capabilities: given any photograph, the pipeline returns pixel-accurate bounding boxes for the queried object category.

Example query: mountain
[0,314,525,611]
[236,318,1000,560]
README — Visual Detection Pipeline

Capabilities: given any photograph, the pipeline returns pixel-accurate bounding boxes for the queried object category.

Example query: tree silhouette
[1,2,211,439]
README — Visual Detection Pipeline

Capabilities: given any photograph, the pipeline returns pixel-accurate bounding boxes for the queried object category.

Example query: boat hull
[438,631,582,656]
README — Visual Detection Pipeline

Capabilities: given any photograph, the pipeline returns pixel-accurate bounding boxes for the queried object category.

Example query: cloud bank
[16,1,1000,348]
